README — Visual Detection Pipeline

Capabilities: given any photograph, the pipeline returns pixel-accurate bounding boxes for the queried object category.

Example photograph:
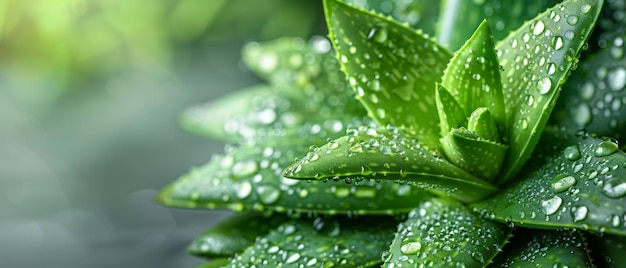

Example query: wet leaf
[197,258,229,268]
[343,0,440,36]
[227,216,397,268]
[436,84,467,138]
[325,0,452,148]
[468,107,501,142]
[181,37,365,143]
[437,0,561,51]
[440,128,508,181]
[491,229,593,267]
[551,30,626,143]
[283,125,498,203]
[441,20,506,138]
[188,213,287,258]
[383,197,512,267]
[473,128,626,236]
[157,140,433,215]
[496,0,603,184]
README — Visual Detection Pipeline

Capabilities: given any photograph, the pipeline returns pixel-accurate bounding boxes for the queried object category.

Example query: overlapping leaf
[188,213,287,258]
[227,216,397,268]
[437,0,561,51]
[491,230,593,267]
[325,0,452,148]
[283,125,498,203]
[496,0,603,184]
[588,234,626,266]
[158,139,434,215]
[473,128,626,236]
[384,197,512,267]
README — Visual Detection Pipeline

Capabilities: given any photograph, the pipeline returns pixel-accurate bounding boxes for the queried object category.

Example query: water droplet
[579,82,595,100]
[594,140,619,157]
[231,160,258,178]
[541,196,562,215]
[574,103,591,126]
[607,67,626,91]
[257,185,281,204]
[610,214,622,227]
[286,252,301,264]
[551,175,577,193]
[400,241,421,255]
[565,30,575,40]
[267,245,280,253]
[601,178,626,198]
[306,258,318,266]
[471,252,485,264]
[571,206,588,222]
[580,4,591,13]
[566,15,579,25]
[367,24,388,43]
[563,145,581,161]
[259,52,278,72]
[349,46,357,54]
[521,118,529,129]
[532,20,545,35]
[527,95,535,106]
[237,181,252,199]
[538,77,552,94]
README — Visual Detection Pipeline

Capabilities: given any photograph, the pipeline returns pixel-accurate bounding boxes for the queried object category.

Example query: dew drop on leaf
[532,20,545,36]
[550,174,576,193]
[541,195,562,215]
[570,206,588,222]
[594,140,619,157]
[566,15,579,26]
[574,103,592,126]
[400,241,421,255]
[607,67,626,91]
[257,185,281,204]
[601,178,626,198]
[563,145,582,161]
[237,181,252,199]
[231,160,258,178]
[367,24,388,43]
[538,77,552,94]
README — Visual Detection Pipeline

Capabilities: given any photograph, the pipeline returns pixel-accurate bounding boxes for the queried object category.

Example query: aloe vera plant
[158,0,626,266]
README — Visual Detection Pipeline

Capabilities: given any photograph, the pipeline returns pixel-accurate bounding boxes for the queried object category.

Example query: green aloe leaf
[181,37,366,143]
[497,0,603,184]
[551,30,626,143]
[188,213,287,258]
[227,216,397,268]
[343,0,440,36]
[437,0,560,51]
[491,230,593,267]
[441,20,506,137]
[283,125,498,203]
[325,0,453,148]
[157,140,433,215]
[468,107,500,142]
[383,197,512,267]
[588,233,626,266]
[473,128,626,236]
[440,128,508,181]
[436,84,467,137]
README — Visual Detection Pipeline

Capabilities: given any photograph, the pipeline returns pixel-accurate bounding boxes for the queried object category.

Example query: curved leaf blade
[283,125,498,203]
[442,20,506,137]
[491,230,593,267]
[383,197,512,267]
[158,141,433,215]
[188,213,287,258]
[344,0,440,36]
[325,0,453,148]
[497,0,604,184]
[436,84,467,137]
[473,128,626,236]
[440,128,508,181]
[227,216,397,268]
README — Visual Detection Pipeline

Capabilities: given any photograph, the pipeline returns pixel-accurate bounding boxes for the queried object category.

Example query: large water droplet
[571,206,588,222]
[580,4,592,13]
[551,175,577,193]
[237,181,252,199]
[400,241,421,255]
[532,20,545,36]
[594,140,619,157]
[538,77,552,94]
[574,103,591,126]
[367,24,388,43]
[601,178,626,198]
[231,160,258,179]
[286,252,301,264]
[607,67,626,91]
[541,196,562,215]
[257,185,281,204]
[566,15,579,25]
[563,145,582,161]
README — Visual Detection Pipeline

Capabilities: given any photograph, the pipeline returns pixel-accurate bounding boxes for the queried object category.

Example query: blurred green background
[0,1,324,267]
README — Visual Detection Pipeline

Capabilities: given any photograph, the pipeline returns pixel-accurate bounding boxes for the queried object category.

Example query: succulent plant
[158,0,626,266]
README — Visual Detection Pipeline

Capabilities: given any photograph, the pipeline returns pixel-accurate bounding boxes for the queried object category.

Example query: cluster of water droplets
[493,230,590,267]
[383,198,509,267]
